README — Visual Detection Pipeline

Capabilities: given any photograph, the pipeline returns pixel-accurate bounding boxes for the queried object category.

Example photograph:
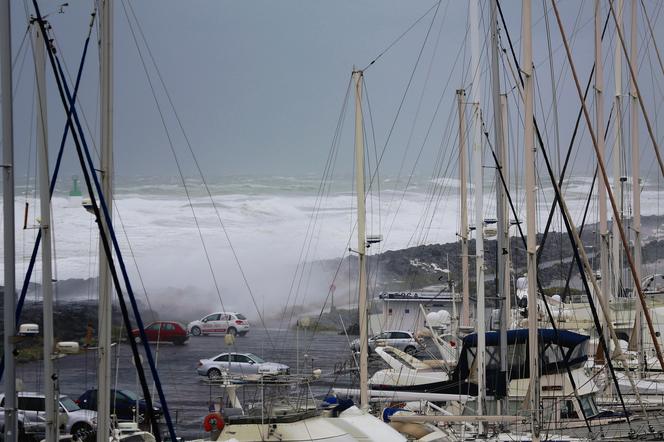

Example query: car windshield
[236,314,247,320]
[246,353,265,363]
[120,390,139,401]
[60,397,80,412]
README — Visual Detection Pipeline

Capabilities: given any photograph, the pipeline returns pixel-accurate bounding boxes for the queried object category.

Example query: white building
[369,285,471,333]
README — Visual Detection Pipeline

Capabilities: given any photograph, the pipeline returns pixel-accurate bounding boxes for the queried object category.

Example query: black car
[76,389,162,422]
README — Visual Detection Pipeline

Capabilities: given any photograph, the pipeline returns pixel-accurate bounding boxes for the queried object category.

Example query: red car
[132,321,189,345]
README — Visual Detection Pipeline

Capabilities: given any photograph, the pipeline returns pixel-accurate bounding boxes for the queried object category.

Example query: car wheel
[227,327,237,337]
[71,422,93,441]
[191,326,201,336]
[208,368,222,380]
[404,346,417,355]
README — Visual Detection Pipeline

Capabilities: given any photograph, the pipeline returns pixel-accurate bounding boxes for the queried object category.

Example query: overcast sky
[4,1,664,182]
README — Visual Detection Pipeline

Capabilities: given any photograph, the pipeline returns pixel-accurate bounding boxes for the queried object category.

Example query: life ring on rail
[203,412,225,432]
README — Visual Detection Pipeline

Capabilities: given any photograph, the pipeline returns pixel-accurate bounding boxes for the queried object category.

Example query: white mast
[522,0,539,440]
[469,0,485,427]
[457,89,470,329]
[500,93,510,318]
[595,0,611,366]
[612,0,624,298]
[500,94,512,320]
[97,0,114,439]
[1,0,18,439]
[629,0,642,362]
[490,0,509,412]
[352,69,369,411]
[34,22,58,442]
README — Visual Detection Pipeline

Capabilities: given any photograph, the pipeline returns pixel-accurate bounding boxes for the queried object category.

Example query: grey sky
[5,1,664,182]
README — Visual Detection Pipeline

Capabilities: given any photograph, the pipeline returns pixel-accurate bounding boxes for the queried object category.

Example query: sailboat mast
[595,0,611,368]
[457,89,470,329]
[490,0,509,410]
[500,93,510,317]
[1,0,18,439]
[522,0,540,440]
[469,0,486,427]
[629,0,642,365]
[97,0,114,439]
[34,23,58,442]
[612,0,624,298]
[352,69,369,410]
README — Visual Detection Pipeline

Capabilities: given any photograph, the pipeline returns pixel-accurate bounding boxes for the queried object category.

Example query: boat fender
[203,412,225,432]
[382,407,407,422]
[321,396,338,409]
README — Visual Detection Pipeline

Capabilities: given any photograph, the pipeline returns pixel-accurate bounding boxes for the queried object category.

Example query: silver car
[197,352,289,379]
[350,330,424,355]
[0,392,97,440]
[0,408,48,440]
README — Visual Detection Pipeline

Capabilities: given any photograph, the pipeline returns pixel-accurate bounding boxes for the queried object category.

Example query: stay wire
[361,0,441,72]
[385,0,449,206]
[639,0,664,80]
[365,0,442,198]
[384,23,468,246]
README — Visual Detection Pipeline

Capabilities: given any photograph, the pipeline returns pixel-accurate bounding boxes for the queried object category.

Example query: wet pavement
[14,328,357,440]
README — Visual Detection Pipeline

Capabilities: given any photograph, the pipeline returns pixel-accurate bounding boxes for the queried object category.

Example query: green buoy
[69,176,82,197]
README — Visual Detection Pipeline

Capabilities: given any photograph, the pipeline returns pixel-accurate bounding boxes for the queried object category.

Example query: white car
[187,312,250,337]
[350,330,425,355]
[0,392,97,440]
[197,352,289,379]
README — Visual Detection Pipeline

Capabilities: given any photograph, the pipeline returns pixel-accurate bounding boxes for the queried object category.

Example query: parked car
[197,352,289,379]
[132,321,189,345]
[0,392,96,440]
[187,312,249,337]
[0,407,48,441]
[350,330,424,355]
[76,389,162,422]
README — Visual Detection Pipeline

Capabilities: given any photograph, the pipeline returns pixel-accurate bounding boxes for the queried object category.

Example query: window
[236,314,247,320]
[405,309,410,314]
[579,396,598,418]
[119,390,139,402]
[205,314,221,322]
[388,308,393,315]
[60,396,80,412]
[247,354,265,363]
[147,324,160,330]
[560,400,578,419]
[214,354,230,362]
[18,397,44,411]
[232,354,250,363]
[162,323,175,331]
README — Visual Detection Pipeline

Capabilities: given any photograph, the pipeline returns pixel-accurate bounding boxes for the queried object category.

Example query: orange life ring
[203,412,225,432]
